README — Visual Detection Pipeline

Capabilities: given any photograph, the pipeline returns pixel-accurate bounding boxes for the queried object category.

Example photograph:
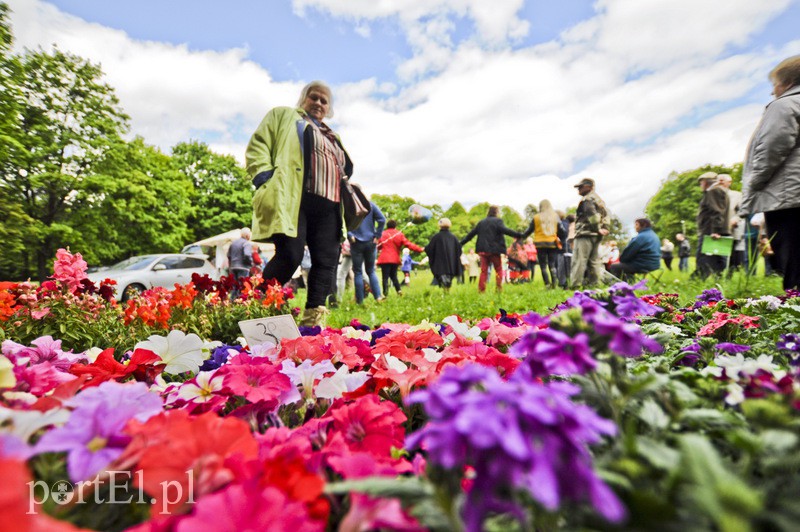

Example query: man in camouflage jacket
[570,178,610,287]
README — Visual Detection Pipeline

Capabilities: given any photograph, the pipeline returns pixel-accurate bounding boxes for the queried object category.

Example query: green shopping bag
[700,236,734,257]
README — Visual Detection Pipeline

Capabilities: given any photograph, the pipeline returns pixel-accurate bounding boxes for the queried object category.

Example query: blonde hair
[769,55,800,89]
[537,199,560,236]
[296,81,334,118]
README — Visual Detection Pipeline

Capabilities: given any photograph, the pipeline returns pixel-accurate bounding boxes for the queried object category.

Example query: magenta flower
[219,355,293,403]
[34,381,163,481]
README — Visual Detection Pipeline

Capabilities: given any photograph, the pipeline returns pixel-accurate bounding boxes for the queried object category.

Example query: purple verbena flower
[611,293,663,319]
[777,334,800,365]
[692,288,724,309]
[406,363,625,531]
[715,343,751,354]
[585,307,663,356]
[34,381,163,482]
[776,334,800,353]
[510,329,596,378]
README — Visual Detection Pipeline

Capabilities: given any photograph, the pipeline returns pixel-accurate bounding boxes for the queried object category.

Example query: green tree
[645,164,741,249]
[0,43,129,280]
[69,137,195,266]
[0,4,32,279]
[172,140,252,242]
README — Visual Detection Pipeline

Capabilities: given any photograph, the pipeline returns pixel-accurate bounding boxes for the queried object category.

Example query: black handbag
[341,179,370,231]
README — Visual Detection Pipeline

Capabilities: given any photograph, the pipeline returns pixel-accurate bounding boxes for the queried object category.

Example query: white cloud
[7,0,299,151]
[6,0,800,231]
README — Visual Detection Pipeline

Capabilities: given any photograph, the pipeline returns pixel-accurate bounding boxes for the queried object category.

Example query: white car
[86,254,219,301]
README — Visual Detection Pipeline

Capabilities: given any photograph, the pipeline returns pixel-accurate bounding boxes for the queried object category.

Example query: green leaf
[638,399,670,429]
[759,430,798,453]
[324,476,433,502]
[678,434,762,532]
[679,408,742,430]
[637,437,680,472]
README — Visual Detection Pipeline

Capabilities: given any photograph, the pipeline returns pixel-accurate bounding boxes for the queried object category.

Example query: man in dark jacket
[460,205,524,292]
[609,219,661,279]
[696,172,730,278]
[425,218,463,291]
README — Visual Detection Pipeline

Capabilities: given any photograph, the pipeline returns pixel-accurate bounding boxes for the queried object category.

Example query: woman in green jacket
[246,81,353,326]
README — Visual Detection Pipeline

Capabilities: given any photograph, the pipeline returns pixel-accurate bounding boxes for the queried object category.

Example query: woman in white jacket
[741,55,800,290]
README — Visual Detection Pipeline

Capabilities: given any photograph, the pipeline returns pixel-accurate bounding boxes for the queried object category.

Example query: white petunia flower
[135,330,206,375]
[315,365,370,400]
[384,353,408,373]
[0,355,16,388]
[724,382,746,405]
[280,359,336,400]
[0,407,70,442]
[340,327,373,342]
[442,315,482,343]
[176,370,225,403]
[422,348,442,363]
[249,342,279,361]
[82,347,104,363]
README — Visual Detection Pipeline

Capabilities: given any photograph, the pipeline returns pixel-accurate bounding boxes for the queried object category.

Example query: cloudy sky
[7,0,800,226]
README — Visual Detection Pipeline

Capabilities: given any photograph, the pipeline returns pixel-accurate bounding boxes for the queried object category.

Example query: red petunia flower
[125,410,259,516]
[327,395,407,459]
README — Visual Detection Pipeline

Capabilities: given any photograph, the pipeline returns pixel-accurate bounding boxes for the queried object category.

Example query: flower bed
[1,250,799,531]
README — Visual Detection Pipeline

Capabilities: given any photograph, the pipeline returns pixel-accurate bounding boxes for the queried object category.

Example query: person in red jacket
[377,219,424,296]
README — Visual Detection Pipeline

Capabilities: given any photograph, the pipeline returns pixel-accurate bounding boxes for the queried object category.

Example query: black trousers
[765,207,800,290]
[537,247,559,287]
[262,193,341,308]
[380,263,402,295]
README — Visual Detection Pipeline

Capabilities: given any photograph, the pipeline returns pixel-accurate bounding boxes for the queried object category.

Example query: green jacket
[574,190,609,237]
[245,106,352,241]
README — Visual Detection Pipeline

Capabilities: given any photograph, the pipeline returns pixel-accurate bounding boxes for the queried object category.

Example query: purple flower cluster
[406,363,625,531]
[200,344,241,371]
[512,296,662,378]
[776,334,800,365]
[510,328,596,378]
[692,288,724,309]
[607,281,664,319]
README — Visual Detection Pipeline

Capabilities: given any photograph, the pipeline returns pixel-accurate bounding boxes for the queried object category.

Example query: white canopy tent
[182,229,275,272]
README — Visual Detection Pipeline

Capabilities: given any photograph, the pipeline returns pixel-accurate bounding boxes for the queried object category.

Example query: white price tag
[238,314,301,347]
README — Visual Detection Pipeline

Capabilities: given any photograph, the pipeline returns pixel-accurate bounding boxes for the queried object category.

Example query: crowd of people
[243,55,800,326]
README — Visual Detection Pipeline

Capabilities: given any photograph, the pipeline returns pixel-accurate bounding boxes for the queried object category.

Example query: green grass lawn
[293,259,784,328]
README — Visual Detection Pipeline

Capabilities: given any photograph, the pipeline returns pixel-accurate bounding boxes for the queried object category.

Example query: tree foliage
[645,164,741,248]
[0,42,129,280]
[172,140,252,241]
[69,137,195,265]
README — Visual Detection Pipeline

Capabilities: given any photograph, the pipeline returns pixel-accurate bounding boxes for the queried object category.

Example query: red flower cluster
[697,312,760,337]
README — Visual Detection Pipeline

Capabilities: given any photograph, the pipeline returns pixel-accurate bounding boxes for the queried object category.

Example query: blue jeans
[350,240,382,303]
[678,256,689,272]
